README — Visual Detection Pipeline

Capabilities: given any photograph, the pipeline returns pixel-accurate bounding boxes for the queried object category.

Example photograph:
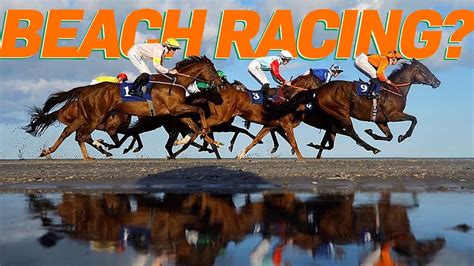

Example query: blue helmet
[330,64,343,72]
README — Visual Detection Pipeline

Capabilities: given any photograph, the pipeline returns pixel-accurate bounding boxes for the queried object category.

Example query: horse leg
[281,124,304,159]
[165,130,180,158]
[75,132,94,160]
[40,119,84,158]
[208,132,221,159]
[85,136,113,157]
[323,108,380,154]
[316,131,336,159]
[270,129,279,154]
[229,132,239,152]
[365,122,394,141]
[237,127,271,160]
[392,113,417,143]
[179,117,221,147]
[168,133,200,159]
[132,134,144,153]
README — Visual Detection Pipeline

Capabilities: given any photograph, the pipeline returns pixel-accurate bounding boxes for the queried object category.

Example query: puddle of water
[0,192,473,266]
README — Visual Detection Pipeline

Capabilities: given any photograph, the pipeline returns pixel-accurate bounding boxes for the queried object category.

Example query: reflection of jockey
[90,73,128,85]
[354,50,403,95]
[248,50,295,102]
[185,70,226,97]
[127,38,181,96]
[304,64,343,84]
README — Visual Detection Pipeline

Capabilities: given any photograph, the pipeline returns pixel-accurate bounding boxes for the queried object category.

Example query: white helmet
[330,64,343,72]
[279,50,294,60]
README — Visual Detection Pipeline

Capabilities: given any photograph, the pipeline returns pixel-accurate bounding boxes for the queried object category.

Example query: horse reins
[381,82,410,97]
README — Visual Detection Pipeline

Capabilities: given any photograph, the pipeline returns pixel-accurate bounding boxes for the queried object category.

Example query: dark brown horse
[24,101,141,157]
[28,56,223,160]
[270,59,440,157]
[309,59,440,155]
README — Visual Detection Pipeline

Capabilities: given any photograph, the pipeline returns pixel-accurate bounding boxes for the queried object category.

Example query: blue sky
[0,0,472,159]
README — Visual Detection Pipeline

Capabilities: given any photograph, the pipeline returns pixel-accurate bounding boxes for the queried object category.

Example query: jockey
[304,64,343,84]
[90,73,128,85]
[127,38,181,96]
[248,50,295,102]
[354,50,403,97]
[185,70,226,96]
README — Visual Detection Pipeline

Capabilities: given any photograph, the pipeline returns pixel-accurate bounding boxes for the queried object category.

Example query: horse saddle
[120,82,153,102]
[355,79,381,98]
[247,87,288,105]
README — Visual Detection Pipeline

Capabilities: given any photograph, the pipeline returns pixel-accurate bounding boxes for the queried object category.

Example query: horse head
[409,59,441,89]
[174,55,224,89]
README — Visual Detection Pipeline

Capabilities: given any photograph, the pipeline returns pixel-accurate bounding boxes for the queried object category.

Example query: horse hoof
[133,148,141,153]
[228,146,234,152]
[39,148,50,157]
[398,135,405,143]
[291,149,295,155]
[123,149,130,154]
[258,140,264,144]
[105,152,113,157]
[85,157,95,161]
[271,148,277,154]
[365,129,373,134]
[373,149,381,154]
[166,156,176,160]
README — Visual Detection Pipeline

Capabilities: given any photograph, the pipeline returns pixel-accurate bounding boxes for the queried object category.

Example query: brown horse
[29,56,223,160]
[232,75,322,159]
[171,75,322,159]
[24,102,141,157]
[308,59,440,155]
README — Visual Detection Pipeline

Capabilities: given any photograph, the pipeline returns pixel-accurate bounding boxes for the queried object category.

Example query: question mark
[443,10,474,59]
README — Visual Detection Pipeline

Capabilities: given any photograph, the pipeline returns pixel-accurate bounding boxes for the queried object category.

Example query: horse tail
[42,86,85,113]
[23,107,59,137]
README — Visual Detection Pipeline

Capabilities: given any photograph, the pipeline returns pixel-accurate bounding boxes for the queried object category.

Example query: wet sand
[0,158,472,193]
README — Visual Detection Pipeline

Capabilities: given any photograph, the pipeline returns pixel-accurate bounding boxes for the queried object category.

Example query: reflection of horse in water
[28,192,445,265]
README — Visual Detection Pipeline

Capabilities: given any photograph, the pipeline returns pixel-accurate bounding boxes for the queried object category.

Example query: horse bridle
[150,64,222,94]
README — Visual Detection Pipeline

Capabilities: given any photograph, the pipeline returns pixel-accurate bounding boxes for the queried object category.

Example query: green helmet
[217,70,226,78]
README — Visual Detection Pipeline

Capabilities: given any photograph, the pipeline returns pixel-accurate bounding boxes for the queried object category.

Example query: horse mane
[388,60,414,80]
[291,73,310,84]
[174,55,208,70]
[230,80,247,91]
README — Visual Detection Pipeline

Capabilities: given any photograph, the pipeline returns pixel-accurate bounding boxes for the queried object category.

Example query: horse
[232,75,323,159]
[24,101,141,157]
[269,59,441,157]
[27,56,224,160]
[108,86,261,159]
[170,74,321,159]
[309,58,440,155]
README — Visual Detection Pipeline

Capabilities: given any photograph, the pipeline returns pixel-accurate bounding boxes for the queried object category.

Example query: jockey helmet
[217,70,226,78]
[116,72,128,81]
[330,64,343,72]
[279,50,294,60]
[387,50,403,59]
[163,38,181,50]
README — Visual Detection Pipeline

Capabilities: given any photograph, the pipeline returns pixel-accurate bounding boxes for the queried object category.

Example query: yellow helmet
[163,38,181,49]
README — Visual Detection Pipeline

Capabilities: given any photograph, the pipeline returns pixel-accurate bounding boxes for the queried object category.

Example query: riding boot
[368,78,379,99]
[261,83,271,102]
[129,73,150,97]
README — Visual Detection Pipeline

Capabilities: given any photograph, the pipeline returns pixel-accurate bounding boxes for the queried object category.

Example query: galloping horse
[306,59,441,156]
[183,74,321,159]
[27,56,223,159]
[24,101,139,157]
